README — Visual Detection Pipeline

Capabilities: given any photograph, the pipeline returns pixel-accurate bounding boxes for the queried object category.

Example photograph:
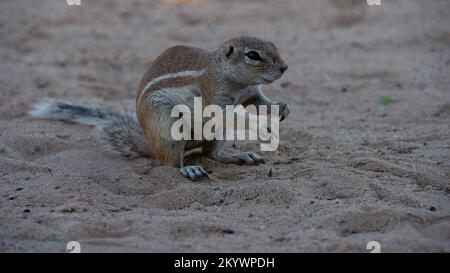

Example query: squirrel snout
[279,64,288,73]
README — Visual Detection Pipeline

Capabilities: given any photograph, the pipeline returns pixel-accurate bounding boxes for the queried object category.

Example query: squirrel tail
[29,100,152,158]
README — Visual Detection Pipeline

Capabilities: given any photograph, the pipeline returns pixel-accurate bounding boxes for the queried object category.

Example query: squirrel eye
[245,51,261,61]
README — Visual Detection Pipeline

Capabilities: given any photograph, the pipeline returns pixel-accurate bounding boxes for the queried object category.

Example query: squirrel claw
[237,152,265,165]
[276,101,290,121]
[180,165,209,180]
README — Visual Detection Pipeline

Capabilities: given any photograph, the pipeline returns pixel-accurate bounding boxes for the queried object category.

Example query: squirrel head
[218,36,288,86]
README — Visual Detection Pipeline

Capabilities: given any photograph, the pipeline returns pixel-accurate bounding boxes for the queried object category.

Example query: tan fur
[136,46,212,101]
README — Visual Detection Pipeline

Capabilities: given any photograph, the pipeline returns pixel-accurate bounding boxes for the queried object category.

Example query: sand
[0,0,449,252]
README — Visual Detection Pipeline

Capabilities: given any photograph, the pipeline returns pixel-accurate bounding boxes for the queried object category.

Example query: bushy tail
[29,100,152,158]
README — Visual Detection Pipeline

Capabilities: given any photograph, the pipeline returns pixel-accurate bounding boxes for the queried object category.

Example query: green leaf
[379,96,393,105]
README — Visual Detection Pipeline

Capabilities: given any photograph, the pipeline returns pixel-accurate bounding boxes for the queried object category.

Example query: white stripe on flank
[137,69,204,106]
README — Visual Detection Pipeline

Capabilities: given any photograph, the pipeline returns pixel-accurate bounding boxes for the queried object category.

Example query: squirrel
[29,36,290,180]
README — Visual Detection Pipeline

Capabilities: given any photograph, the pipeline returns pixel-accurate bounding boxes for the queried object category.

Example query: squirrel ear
[225,44,234,58]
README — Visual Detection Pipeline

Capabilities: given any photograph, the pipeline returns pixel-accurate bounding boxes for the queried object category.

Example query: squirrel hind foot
[180,165,209,180]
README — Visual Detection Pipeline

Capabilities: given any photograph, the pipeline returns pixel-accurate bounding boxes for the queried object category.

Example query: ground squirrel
[30,36,290,180]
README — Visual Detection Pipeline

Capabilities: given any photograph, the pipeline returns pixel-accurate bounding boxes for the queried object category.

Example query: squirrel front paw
[213,152,265,165]
[180,165,209,180]
[275,101,290,121]
[235,152,265,165]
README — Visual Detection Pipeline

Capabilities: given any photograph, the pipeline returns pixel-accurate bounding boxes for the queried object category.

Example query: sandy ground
[0,0,449,252]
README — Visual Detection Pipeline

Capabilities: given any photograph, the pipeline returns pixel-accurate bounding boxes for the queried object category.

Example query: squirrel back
[136,45,213,105]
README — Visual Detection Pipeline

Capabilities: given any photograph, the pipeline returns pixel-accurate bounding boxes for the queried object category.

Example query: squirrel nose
[279,64,288,73]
